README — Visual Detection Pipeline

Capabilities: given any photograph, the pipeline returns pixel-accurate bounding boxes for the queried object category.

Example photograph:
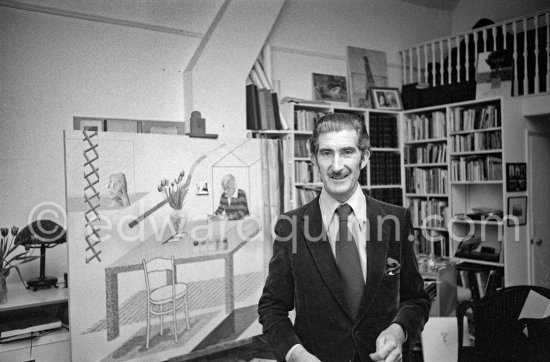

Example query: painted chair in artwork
[142,256,190,349]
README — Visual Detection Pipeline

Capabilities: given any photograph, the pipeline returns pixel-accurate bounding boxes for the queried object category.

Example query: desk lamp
[16,220,66,291]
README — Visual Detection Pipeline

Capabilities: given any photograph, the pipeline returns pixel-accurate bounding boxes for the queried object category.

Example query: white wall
[0,3,210,282]
[267,0,453,97]
[452,0,550,33]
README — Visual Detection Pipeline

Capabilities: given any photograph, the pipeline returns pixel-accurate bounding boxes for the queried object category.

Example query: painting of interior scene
[64,130,280,361]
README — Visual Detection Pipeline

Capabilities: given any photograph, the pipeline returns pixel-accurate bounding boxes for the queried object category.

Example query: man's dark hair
[310,112,370,156]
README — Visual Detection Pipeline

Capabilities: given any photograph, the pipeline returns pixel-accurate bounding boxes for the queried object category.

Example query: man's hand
[288,345,322,362]
[369,323,405,362]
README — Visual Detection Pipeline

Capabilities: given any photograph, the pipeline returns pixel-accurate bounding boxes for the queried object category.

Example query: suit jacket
[258,194,431,362]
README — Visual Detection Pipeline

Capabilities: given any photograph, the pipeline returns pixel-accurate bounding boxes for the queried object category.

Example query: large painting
[346,46,388,108]
[64,130,274,361]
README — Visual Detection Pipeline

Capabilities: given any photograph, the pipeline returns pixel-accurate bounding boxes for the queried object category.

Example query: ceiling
[399,0,460,11]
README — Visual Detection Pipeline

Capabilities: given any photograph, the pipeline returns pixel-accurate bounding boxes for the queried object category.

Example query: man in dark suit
[258,113,430,362]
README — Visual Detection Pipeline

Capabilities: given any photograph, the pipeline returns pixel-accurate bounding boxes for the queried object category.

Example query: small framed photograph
[80,119,106,132]
[312,73,348,102]
[507,196,527,226]
[506,162,526,192]
[371,87,403,110]
[195,182,209,195]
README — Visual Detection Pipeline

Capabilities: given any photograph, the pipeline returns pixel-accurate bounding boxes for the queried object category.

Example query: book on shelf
[404,110,446,141]
[406,167,448,194]
[261,88,277,130]
[294,138,311,157]
[450,155,502,182]
[271,92,287,130]
[450,102,500,132]
[404,143,447,164]
[451,130,501,152]
[246,84,262,131]
[257,88,270,130]
[370,113,398,148]
[246,85,287,131]
[294,109,327,131]
[370,152,401,186]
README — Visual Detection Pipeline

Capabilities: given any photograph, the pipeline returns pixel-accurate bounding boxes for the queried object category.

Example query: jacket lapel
[301,198,351,319]
[357,196,389,322]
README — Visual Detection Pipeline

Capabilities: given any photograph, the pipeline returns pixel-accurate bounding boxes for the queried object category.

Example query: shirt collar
[319,184,366,230]
[226,188,238,199]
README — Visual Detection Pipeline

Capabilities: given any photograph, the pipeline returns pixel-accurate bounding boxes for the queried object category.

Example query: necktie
[335,204,365,320]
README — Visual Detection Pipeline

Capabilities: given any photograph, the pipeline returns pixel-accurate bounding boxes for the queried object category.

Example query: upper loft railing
[400,10,549,97]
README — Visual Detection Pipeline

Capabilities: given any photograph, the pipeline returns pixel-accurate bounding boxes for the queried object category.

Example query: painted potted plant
[158,170,191,239]
[157,154,208,241]
[0,227,40,303]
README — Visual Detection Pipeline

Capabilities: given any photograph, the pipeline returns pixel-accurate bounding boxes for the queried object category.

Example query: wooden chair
[142,256,190,349]
[457,285,550,362]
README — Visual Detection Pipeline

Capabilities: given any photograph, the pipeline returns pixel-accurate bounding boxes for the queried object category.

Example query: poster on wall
[476,50,513,98]
[506,162,527,192]
[312,73,348,102]
[64,130,274,361]
[346,46,388,108]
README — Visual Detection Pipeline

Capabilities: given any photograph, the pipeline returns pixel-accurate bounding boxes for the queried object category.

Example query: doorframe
[526,130,550,285]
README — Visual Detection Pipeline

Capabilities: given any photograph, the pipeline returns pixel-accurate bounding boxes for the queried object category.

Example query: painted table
[104,218,260,341]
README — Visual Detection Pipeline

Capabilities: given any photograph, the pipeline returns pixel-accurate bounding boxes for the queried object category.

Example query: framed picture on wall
[195,181,209,195]
[507,196,527,226]
[506,162,526,192]
[371,88,402,110]
[312,73,348,102]
[346,46,388,108]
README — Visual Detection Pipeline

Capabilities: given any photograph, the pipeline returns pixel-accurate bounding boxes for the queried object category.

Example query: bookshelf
[401,96,528,290]
[402,106,450,259]
[273,102,403,211]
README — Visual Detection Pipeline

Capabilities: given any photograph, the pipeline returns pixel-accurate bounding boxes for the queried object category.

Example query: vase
[0,273,7,304]
[169,208,188,241]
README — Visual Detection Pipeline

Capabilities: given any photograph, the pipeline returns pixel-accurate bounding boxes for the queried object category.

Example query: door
[528,133,550,288]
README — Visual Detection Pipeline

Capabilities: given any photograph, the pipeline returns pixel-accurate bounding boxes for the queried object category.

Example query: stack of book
[370,152,401,185]
[370,114,398,148]
[450,156,502,181]
[406,167,448,194]
[294,110,327,131]
[404,111,446,141]
[246,84,288,131]
[451,130,501,152]
[450,103,500,132]
[404,143,447,164]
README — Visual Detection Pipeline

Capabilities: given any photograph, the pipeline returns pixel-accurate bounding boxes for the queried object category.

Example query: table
[104,219,259,341]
